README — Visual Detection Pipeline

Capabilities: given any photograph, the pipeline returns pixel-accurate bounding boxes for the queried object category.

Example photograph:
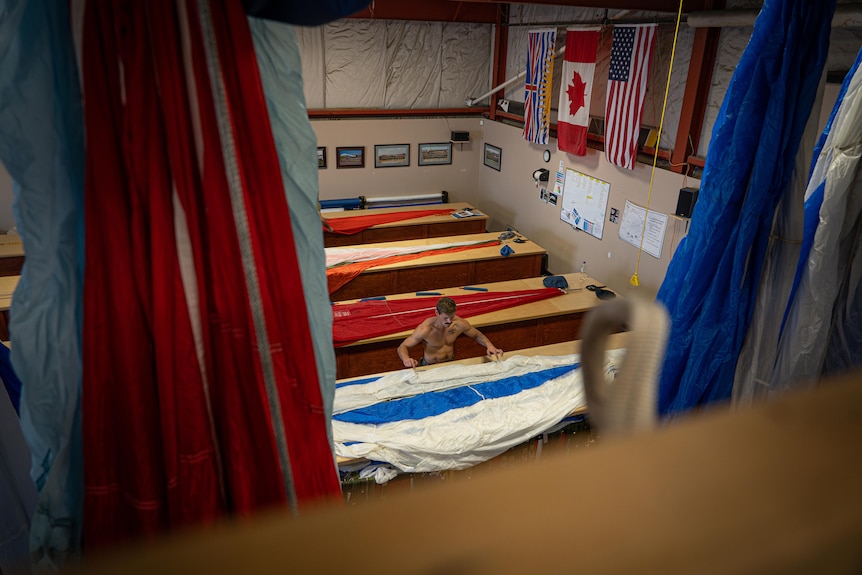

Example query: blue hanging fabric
[0,344,23,414]
[655,0,836,416]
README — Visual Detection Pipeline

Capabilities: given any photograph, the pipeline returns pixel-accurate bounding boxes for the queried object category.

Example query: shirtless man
[397,297,504,368]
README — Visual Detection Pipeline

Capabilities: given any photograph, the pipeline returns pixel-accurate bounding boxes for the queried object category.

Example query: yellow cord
[631,0,684,287]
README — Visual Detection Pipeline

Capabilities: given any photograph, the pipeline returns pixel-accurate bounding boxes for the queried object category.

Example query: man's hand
[403,357,419,368]
[486,346,504,360]
[320,214,334,233]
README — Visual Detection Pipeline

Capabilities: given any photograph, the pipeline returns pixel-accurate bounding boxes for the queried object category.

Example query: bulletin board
[559,169,610,240]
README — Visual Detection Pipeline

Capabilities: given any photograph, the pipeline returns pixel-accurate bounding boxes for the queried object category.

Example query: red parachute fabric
[82,0,340,551]
[326,208,455,235]
[332,288,565,346]
[327,240,500,294]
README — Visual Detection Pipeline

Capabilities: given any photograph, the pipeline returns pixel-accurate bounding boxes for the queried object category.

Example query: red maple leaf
[566,70,587,116]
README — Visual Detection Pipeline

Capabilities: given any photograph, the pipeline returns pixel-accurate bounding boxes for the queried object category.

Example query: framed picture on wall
[374,144,410,168]
[317,147,327,169]
[483,143,502,171]
[336,146,365,169]
[417,142,452,166]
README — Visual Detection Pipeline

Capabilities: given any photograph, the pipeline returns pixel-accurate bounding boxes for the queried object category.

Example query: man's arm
[320,211,334,233]
[462,321,503,359]
[397,324,430,368]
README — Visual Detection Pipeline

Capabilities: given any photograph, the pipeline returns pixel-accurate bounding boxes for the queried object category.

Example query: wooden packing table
[323,202,487,247]
[0,237,25,277]
[334,272,609,379]
[327,231,546,302]
[0,274,18,311]
[76,372,862,575]
[0,275,19,341]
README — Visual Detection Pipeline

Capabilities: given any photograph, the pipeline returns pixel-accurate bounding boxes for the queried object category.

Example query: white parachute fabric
[333,351,625,474]
[732,74,826,406]
[325,238,494,268]
[771,51,862,393]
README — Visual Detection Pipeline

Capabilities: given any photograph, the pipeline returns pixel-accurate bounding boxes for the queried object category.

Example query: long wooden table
[81,369,862,575]
[0,236,24,277]
[323,202,488,247]
[334,272,609,379]
[0,275,19,341]
[328,232,546,302]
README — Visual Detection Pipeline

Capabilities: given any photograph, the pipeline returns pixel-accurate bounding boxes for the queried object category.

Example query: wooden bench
[0,275,19,341]
[0,237,24,277]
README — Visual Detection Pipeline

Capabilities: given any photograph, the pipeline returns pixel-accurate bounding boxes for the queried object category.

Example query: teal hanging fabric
[0,0,85,568]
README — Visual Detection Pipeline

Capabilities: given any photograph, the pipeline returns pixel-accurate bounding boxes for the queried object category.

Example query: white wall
[312,115,696,298]
[476,120,698,299]
[312,117,484,206]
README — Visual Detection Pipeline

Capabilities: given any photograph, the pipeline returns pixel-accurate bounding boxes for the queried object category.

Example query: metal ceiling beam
[346,0,721,23]
[671,0,725,174]
[347,0,500,23]
[489,5,510,121]
[449,0,715,14]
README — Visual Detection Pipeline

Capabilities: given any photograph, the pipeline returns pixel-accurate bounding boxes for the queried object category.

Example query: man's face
[437,312,454,327]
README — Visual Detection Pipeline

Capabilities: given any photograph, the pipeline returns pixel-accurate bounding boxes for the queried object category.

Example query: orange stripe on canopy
[327,240,501,294]
[325,208,455,235]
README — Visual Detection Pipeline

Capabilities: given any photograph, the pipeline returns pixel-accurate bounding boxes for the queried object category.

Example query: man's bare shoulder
[451,315,473,332]
[413,317,436,335]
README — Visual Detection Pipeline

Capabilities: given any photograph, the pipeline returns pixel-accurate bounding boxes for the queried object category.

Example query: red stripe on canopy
[333,288,565,346]
[326,208,455,235]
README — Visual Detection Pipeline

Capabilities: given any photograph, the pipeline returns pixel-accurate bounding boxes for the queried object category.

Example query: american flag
[523,29,557,145]
[605,24,657,170]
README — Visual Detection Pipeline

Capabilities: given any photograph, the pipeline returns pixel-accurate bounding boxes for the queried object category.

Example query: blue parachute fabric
[0,0,85,567]
[335,376,382,389]
[655,0,836,416]
[334,364,579,425]
[0,344,22,414]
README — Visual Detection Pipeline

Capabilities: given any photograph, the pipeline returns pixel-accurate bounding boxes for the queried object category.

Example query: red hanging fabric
[325,208,454,235]
[332,288,565,346]
[327,240,501,294]
[82,1,223,548]
[82,0,340,551]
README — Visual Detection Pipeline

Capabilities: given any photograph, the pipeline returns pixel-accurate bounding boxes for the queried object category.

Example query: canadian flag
[557,28,600,156]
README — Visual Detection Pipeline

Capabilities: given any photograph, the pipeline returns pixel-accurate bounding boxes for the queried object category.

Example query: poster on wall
[559,168,610,240]
[619,199,668,259]
[553,161,565,196]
